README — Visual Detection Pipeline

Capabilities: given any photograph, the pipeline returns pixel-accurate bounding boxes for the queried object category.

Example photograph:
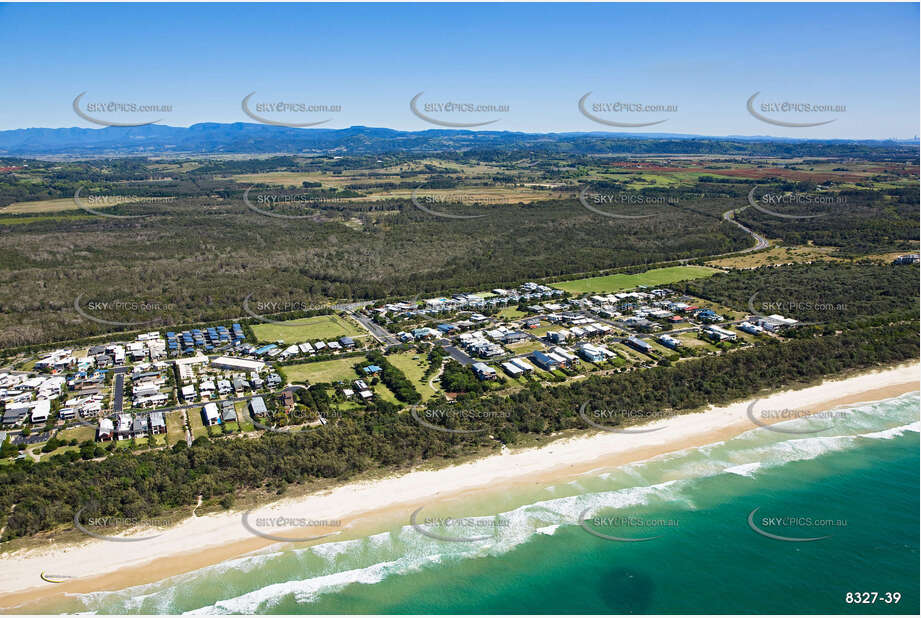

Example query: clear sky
[0,2,917,139]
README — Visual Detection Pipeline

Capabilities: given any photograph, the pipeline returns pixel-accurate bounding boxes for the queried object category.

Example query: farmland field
[554,265,720,294]
[2,196,146,214]
[282,356,366,385]
[250,314,365,344]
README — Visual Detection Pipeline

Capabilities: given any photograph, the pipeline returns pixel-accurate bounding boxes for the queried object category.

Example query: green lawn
[57,424,96,443]
[283,356,366,385]
[676,332,717,349]
[188,407,211,439]
[554,265,720,294]
[386,351,440,400]
[611,343,647,363]
[165,411,186,444]
[506,340,545,355]
[0,214,96,225]
[233,401,256,431]
[250,314,365,344]
[374,383,401,406]
[148,434,168,447]
[497,306,527,320]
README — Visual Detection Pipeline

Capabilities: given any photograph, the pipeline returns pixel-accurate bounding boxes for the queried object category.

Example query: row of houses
[179,371,282,403]
[500,357,537,377]
[1,371,72,426]
[2,399,52,426]
[398,314,495,342]
[531,348,578,371]
[166,325,241,356]
[545,322,612,343]
[458,331,505,358]
[576,342,617,363]
[703,325,738,342]
[34,349,80,373]
[276,337,357,360]
[98,411,166,440]
[1,373,65,403]
[379,283,562,320]
[59,393,104,419]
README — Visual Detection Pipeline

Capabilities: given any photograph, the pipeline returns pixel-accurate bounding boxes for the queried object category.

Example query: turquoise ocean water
[22,392,921,614]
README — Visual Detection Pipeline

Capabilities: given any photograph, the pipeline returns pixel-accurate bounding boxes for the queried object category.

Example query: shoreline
[1,362,918,611]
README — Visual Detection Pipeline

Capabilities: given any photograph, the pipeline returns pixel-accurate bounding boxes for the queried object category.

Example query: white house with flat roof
[210,356,266,372]
[30,399,51,424]
[202,403,221,426]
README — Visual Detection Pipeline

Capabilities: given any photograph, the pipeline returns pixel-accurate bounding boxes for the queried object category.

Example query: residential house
[531,351,560,371]
[472,362,497,380]
[116,414,132,440]
[98,418,115,441]
[30,399,51,424]
[202,403,221,426]
[657,334,681,349]
[149,412,167,434]
[625,337,654,355]
[510,358,535,373]
[132,414,148,438]
[577,343,606,363]
[704,325,737,342]
[278,391,295,413]
[221,401,237,423]
[249,396,267,417]
[501,361,523,377]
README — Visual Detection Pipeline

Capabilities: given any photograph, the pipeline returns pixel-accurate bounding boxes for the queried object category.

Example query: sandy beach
[1,362,918,611]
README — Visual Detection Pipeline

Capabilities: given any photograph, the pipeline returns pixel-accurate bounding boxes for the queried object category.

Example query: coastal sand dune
[0,362,917,610]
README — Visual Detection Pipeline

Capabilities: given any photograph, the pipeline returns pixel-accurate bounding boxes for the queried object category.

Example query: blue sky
[0,2,917,139]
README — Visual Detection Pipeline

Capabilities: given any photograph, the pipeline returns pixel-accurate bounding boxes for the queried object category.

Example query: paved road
[112,373,124,413]
[442,344,475,367]
[721,206,770,253]
[350,310,400,346]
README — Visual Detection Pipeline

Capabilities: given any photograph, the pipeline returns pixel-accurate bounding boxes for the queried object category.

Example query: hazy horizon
[0,2,917,140]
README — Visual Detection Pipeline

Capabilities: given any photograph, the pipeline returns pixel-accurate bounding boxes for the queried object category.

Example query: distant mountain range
[0,123,916,158]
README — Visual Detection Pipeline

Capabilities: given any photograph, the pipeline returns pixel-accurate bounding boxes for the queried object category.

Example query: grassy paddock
[283,356,366,384]
[554,265,720,294]
[250,314,364,344]
[386,351,440,400]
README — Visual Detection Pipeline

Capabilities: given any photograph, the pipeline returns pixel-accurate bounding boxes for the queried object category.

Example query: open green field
[676,332,717,349]
[188,408,211,439]
[554,265,720,294]
[386,351,439,400]
[497,306,527,320]
[283,356,366,385]
[506,340,545,355]
[165,412,186,444]
[1,196,148,215]
[250,314,364,344]
[0,214,96,225]
[233,401,257,431]
[374,383,401,406]
[56,424,96,443]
